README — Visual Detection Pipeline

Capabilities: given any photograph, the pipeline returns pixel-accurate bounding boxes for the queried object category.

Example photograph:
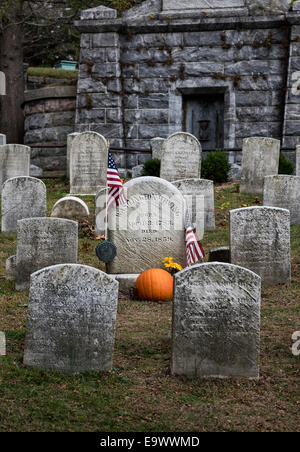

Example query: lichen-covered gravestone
[171,262,261,378]
[70,131,108,195]
[1,177,46,233]
[107,176,186,274]
[172,178,215,234]
[240,137,280,194]
[23,264,119,373]
[160,133,202,182]
[230,206,291,287]
[263,175,300,225]
[16,218,78,291]
[0,145,31,194]
[51,196,89,221]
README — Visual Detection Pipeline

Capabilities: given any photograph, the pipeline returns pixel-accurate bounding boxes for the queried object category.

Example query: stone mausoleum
[73,0,300,171]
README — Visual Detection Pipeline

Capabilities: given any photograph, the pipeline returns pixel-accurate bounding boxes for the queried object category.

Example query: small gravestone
[296,145,300,177]
[6,255,16,281]
[209,246,230,263]
[1,177,46,233]
[230,206,291,287]
[96,241,117,263]
[172,179,215,233]
[263,175,300,225]
[160,133,202,182]
[0,71,5,95]
[240,137,280,194]
[30,164,43,178]
[0,332,5,356]
[108,176,186,274]
[0,145,31,194]
[150,137,165,160]
[131,164,144,178]
[23,264,119,373]
[16,218,78,292]
[171,262,261,378]
[70,131,108,195]
[0,134,6,146]
[66,132,80,179]
[51,196,89,221]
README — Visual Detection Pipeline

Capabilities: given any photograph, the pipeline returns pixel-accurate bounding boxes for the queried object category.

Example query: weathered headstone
[16,218,78,291]
[51,196,89,221]
[30,164,43,178]
[95,187,108,237]
[108,176,186,274]
[171,262,261,378]
[70,131,108,195]
[172,178,215,234]
[0,134,6,146]
[0,332,5,356]
[66,132,80,179]
[0,145,31,194]
[6,255,16,281]
[263,175,300,225]
[131,164,144,178]
[1,177,46,233]
[23,264,119,372]
[230,206,291,287]
[209,246,230,263]
[296,145,300,177]
[240,137,280,194]
[160,133,202,182]
[0,71,5,95]
[150,137,165,160]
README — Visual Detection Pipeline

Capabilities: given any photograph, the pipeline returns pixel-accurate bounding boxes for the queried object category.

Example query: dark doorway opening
[183,93,225,150]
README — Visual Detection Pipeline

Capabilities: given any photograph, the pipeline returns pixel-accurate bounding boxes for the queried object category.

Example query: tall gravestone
[1,177,46,233]
[230,206,291,287]
[16,218,78,291]
[0,145,31,194]
[66,132,80,179]
[151,137,165,160]
[172,179,215,234]
[51,196,89,221]
[240,137,280,194]
[70,131,108,195]
[263,175,300,225]
[171,262,261,379]
[160,133,202,182]
[296,145,300,177]
[23,264,119,373]
[95,187,108,237]
[108,176,186,274]
[0,71,5,95]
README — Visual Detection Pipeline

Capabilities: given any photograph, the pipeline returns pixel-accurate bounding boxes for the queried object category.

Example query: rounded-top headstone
[107,176,186,274]
[160,132,202,182]
[23,264,119,373]
[70,131,108,195]
[263,175,300,225]
[1,176,46,233]
[51,196,89,221]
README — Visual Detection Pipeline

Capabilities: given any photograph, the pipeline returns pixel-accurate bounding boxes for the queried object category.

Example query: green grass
[0,179,299,432]
[27,67,78,81]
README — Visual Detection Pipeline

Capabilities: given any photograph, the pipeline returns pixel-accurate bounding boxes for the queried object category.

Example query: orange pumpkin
[136,269,173,302]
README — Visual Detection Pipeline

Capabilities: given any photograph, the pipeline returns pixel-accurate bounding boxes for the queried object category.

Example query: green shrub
[278,152,295,175]
[142,158,161,177]
[201,150,231,183]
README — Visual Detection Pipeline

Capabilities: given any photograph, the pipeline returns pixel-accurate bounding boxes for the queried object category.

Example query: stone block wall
[74,1,300,170]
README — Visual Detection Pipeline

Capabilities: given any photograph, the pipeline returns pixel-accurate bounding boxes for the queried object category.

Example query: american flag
[107,150,127,209]
[185,214,205,267]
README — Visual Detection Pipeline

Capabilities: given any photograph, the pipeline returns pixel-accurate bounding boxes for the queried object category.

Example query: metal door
[183,94,224,150]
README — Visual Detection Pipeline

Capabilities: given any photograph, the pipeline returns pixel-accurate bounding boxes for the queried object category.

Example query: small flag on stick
[185,213,205,267]
[107,149,127,209]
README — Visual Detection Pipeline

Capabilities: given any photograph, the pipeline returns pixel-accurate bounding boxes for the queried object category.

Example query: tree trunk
[0,7,24,144]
